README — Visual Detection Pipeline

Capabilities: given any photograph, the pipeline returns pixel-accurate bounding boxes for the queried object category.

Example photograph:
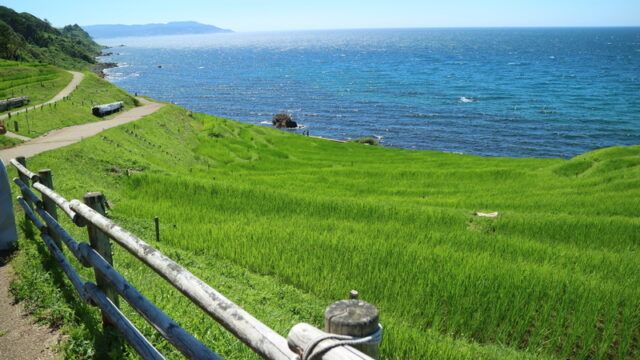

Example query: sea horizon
[91,25,640,37]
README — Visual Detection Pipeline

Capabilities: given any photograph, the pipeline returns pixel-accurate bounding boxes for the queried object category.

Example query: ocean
[98,28,640,158]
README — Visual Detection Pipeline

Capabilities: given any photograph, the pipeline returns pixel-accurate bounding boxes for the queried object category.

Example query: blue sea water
[99,28,640,158]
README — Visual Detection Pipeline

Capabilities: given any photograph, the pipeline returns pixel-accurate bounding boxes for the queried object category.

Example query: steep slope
[0,6,101,68]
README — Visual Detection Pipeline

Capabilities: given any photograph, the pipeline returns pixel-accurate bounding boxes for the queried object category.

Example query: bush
[348,137,379,146]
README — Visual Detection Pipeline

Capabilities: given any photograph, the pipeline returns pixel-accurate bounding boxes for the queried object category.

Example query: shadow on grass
[19,217,127,359]
[0,249,15,267]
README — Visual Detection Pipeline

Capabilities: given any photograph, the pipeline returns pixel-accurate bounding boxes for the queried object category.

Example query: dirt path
[1,71,85,141]
[0,94,163,358]
[0,97,164,163]
[0,254,61,360]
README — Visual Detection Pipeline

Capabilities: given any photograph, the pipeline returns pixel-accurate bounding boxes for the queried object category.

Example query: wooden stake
[84,191,122,353]
[38,169,60,248]
[325,292,380,359]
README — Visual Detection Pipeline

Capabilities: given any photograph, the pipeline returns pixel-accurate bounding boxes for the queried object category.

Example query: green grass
[0,135,21,147]
[6,71,138,138]
[7,72,639,359]
[0,59,72,116]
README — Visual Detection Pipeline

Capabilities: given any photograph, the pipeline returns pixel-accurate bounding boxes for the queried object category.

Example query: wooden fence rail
[9,158,380,360]
[13,185,219,359]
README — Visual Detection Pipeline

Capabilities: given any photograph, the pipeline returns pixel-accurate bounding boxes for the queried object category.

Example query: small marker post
[154,216,160,242]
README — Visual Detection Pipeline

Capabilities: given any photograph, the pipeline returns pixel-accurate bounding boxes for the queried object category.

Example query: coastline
[95,58,357,145]
[92,58,507,153]
[91,29,640,159]
[91,47,120,78]
[90,61,118,78]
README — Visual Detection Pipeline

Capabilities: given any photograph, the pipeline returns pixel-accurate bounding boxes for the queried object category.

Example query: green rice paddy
[7,67,640,360]
[0,59,71,115]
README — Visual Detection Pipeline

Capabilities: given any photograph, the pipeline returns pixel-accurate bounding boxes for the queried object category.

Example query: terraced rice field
[0,59,71,114]
[12,96,638,359]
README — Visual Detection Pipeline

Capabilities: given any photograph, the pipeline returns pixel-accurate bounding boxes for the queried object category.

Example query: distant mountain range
[82,21,232,39]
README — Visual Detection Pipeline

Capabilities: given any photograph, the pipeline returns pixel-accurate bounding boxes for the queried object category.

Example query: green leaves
[0,6,101,69]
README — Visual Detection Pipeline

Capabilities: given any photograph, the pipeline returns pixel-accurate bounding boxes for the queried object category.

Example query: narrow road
[0,97,164,163]
[1,71,85,141]
[0,89,164,358]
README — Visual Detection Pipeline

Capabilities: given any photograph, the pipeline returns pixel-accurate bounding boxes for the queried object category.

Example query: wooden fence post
[325,291,380,359]
[84,191,123,353]
[15,157,31,220]
[38,169,61,248]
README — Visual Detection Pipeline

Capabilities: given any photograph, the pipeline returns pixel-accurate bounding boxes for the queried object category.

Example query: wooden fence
[8,157,381,360]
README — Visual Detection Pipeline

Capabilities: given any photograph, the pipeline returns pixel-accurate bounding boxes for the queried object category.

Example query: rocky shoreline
[90,62,118,78]
[90,46,122,78]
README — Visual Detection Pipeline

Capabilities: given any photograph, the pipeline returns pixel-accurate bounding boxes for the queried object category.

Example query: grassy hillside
[1,59,71,146]
[0,6,101,69]
[0,59,72,114]
[7,72,137,138]
[0,59,137,145]
[8,77,639,360]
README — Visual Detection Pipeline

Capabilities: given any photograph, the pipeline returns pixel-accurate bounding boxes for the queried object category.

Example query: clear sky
[2,0,638,32]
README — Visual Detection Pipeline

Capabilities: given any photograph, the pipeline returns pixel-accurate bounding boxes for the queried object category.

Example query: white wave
[106,71,140,81]
[260,121,271,124]
[459,97,474,103]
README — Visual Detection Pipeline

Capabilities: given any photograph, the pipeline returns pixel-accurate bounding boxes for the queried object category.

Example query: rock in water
[272,113,298,128]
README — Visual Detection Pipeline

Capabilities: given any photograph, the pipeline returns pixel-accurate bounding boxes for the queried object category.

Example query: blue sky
[2,0,638,31]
